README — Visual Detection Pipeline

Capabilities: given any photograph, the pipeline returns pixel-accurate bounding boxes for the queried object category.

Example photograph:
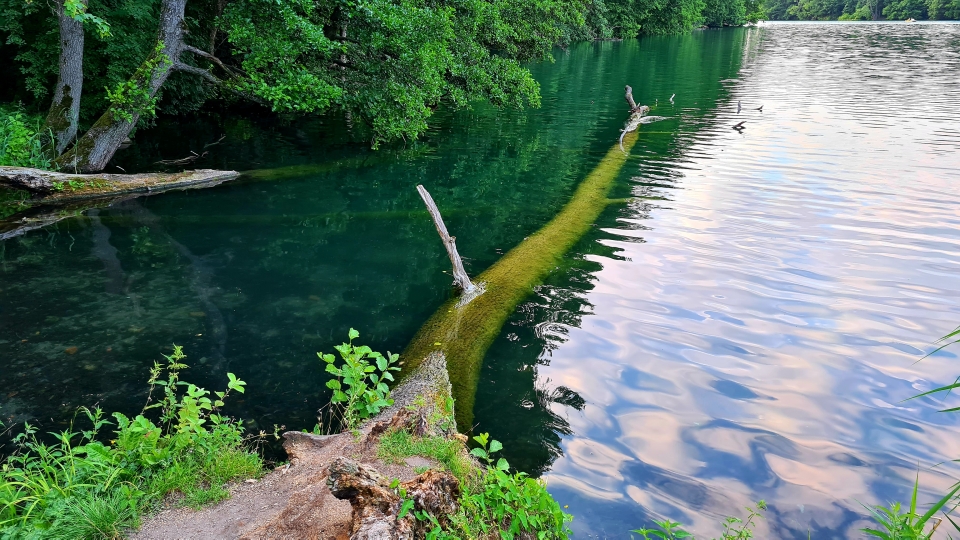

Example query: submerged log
[417,185,477,293]
[327,457,460,540]
[0,167,238,201]
[402,111,648,430]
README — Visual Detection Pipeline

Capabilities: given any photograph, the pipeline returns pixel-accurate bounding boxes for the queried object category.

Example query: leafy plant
[632,520,693,539]
[861,471,960,539]
[319,329,400,429]
[0,346,262,536]
[631,501,766,540]
[455,433,572,540]
[105,42,171,124]
[0,107,53,169]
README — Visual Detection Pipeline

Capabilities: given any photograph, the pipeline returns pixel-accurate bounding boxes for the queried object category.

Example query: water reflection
[474,23,960,538]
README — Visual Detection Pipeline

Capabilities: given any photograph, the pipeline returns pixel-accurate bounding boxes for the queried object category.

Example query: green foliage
[762,0,958,20]
[442,433,571,540]
[221,0,584,147]
[861,472,960,540]
[319,328,400,429]
[63,0,111,38]
[0,107,53,168]
[632,520,693,539]
[105,42,171,123]
[631,501,766,540]
[0,345,262,537]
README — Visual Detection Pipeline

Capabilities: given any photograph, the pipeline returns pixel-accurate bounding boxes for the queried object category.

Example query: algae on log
[402,130,642,431]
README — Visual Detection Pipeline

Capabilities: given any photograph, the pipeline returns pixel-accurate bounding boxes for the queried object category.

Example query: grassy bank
[0,346,264,538]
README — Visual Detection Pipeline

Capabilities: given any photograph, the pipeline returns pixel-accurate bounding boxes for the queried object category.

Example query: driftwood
[327,457,460,540]
[416,185,476,293]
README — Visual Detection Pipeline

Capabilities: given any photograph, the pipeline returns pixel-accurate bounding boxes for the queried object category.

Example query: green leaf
[489,440,503,453]
[349,328,359,340]
[399,498,415,518]
[376,356,388,372]
[496,458,510,471]
[326,379,341,390]
[470,448,488,459]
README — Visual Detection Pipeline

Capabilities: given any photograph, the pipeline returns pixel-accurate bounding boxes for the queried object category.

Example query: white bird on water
[670,93,675,103]
[737,100,742,114]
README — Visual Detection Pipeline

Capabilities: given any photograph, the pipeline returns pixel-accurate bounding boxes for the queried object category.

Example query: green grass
[0,346,264,539]
[377,429,474,485]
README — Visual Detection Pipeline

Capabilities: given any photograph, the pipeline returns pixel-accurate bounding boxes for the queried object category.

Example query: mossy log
[0,167,239,202]
[401,128,643,431]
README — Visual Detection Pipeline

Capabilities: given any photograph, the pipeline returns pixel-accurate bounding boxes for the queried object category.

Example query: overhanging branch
[174,62,219,84]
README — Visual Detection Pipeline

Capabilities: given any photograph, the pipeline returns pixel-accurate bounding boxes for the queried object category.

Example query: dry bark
[416,185,476,293]
[625,84,639,111]
[327,457,460,540]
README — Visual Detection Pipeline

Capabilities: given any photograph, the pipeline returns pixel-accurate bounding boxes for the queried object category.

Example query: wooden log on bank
[0,166,239,202]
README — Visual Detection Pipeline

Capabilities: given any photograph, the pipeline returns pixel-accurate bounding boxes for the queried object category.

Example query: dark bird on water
[737,101,742,114]
[755,105,763,112]
[733,121,746,130]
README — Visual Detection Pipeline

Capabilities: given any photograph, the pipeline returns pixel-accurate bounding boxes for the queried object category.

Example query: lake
[3,22,960,538]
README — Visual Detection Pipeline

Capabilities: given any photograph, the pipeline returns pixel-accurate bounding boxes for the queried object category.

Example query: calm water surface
[2,23,960,539]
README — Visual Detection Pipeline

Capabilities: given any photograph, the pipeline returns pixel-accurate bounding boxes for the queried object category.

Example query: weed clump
[0,345,264,538]
[319,328,401,431]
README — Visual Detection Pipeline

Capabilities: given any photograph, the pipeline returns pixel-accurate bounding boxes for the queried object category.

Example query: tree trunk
[54,0,188,173]
[44,0,85,155]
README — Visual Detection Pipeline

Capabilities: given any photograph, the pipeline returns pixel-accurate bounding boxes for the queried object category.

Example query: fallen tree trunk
[402,97,650,430]
[0,167,238,201]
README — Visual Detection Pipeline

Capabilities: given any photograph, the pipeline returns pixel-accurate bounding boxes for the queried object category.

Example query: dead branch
[417,185,476,293]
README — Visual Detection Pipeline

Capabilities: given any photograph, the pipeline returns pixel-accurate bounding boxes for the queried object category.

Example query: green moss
[401,131,642,430]
[377,429,475,485]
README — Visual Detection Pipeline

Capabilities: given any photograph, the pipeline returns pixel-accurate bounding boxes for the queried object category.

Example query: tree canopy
[0,0,761,171]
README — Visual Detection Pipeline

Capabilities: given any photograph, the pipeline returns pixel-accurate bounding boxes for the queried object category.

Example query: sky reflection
[476,23,960,539]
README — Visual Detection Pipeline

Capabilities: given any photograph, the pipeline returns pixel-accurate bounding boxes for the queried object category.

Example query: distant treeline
[762,0,959,20]
[569,0,764,40]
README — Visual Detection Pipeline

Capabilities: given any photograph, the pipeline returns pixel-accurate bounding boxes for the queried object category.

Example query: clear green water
[4,23,960,538]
